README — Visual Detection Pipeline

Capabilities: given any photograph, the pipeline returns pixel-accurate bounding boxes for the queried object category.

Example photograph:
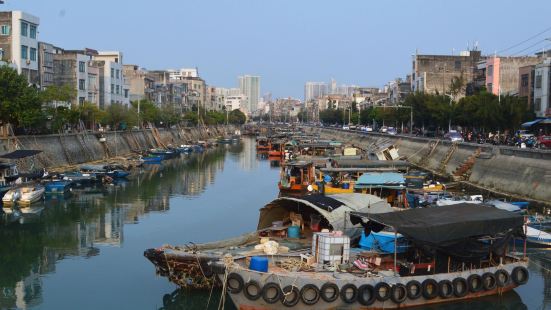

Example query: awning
[350,204,524,246]
[0,150,42,159]
[521,119,544,128]
[355,172,405,189]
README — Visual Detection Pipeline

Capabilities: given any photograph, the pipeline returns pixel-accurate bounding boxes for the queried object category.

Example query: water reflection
[0,146,230,310]
[0,137,548,309]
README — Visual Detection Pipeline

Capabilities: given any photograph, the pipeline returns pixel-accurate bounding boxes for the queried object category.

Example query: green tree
[0,66,42,128]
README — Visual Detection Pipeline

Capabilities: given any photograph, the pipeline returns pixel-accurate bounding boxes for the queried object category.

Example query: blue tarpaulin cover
[355,172,405,189]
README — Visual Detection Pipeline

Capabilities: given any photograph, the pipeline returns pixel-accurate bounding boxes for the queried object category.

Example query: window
[535,75,542,88]
[487,83,492,93]
[79,61,86,73]
[521,74,529,87]
[111,68,114,76]
[79,97,85,104]
[487,65,493,76]
[30,47,36,61]
[454,60,461,70]
[21,45,28,60]
[111,84,114,93]
[535,98,542,111]
[116,85,120,94]
[79,79,85,90]
[1,25,9,35]
[124,89,128,98]
[30,24,36,39]
[21,22,28,36]
[116,69,119,79]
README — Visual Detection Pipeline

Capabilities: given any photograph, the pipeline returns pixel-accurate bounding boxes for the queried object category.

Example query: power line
[497,26,551,54]
[510,39,547,56]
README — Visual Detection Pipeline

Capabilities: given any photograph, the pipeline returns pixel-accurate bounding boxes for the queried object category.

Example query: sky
[4,0,551,99]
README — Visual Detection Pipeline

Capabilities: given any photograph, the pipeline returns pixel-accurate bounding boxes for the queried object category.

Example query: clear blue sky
[4,0,551,99]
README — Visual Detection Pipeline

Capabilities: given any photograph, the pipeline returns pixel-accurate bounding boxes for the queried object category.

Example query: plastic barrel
[249,256,269,272]
[287,225,301,238]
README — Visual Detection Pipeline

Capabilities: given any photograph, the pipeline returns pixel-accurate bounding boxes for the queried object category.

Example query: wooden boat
[144,194,394,290]
[256,137,270,152]
[2,184,45,205]
[278,161,316,194]
[214,205,529,309]
[268,140,284,158]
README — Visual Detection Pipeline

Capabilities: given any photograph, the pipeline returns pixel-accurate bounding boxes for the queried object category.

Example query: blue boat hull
[106,171,130,178]
[44,181,73,194]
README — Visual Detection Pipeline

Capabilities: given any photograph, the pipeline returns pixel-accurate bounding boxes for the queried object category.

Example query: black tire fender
[226,273,244,294]
[243,280,262,301]
[452,277,468,298]
[261,282,282,304]
[482,272,497,290]
[374,282,391,301]
[357,284,376,306]
[512,266,529,285]
[390,283,407,304]
[438,280,453,299]
[300,284,320,305]
[340,283,357,304]
[467,274,483,293]
[406,280,422,300]
[422,279,439,300]
[320,282,339,302]
[281,285,300,307]
[495,269,510,287]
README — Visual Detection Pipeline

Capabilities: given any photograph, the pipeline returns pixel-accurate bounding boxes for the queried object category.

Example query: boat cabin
[278,161,316,194]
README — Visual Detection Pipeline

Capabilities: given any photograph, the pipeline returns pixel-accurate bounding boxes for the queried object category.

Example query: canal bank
[0,125,236,170]
[308,127,551,204]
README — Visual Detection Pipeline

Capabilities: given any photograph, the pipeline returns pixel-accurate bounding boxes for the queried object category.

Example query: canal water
[0,137,549,309]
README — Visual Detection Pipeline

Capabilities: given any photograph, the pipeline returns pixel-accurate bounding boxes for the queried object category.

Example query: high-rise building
[238,75,260,114]
[0,11,40,84]
[304,82,327,102]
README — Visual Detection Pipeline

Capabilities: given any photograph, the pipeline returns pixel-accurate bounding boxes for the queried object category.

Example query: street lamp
[443,93,453,132]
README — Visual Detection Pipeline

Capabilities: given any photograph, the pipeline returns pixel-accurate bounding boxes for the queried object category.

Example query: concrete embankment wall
[0,126,235,170]
[309,127,551,204]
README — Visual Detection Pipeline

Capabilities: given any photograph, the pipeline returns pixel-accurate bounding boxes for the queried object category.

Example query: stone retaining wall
[0,126,235,170]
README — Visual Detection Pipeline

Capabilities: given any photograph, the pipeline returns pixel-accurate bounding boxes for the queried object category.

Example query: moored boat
[44,180,73,194]
[2,184,45,205]
[216,205,529,309]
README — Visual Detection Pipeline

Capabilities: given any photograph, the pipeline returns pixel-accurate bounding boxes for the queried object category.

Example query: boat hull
[223,260,527,310]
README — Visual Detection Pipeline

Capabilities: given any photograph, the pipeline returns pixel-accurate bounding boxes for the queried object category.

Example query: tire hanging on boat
[281,285,300,307]
[374,282,391,301]
[452,277,468,297]
[227,273,244,294]
[467,274,483,293]
[482,272,497,290]
[495,269,510,287]
[340,283,358,304]
[243,280,262,301]
[438,280,454,299]
[357,284,376,306]
[390,283,408,304]
[320,283,339,302]
[406,280,422,300]
[422,279,439,300]
[512,266,529,285]
[262,282,283,304]
[300,284,320,305]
